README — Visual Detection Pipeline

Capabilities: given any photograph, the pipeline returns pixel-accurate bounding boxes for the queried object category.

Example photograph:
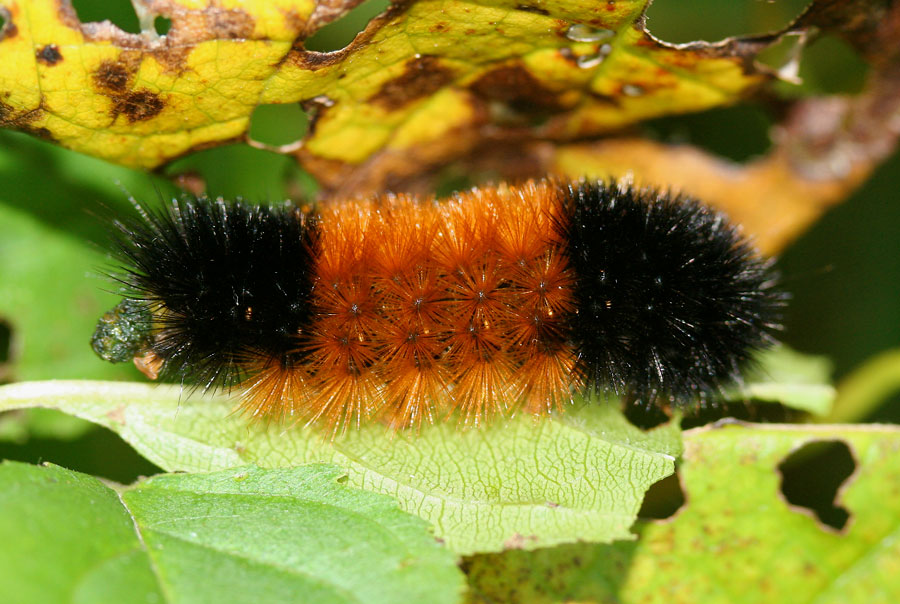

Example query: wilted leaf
[465,423,900,604]
[1,0,794,188]
[0,380,681,555]
[1,0,896,254]
[0,461,464,604]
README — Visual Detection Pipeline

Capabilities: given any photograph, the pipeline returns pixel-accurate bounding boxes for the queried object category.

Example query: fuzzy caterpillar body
[92,180,784,431]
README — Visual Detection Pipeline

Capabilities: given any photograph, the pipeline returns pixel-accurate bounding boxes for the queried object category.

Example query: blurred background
[0,0,897,480]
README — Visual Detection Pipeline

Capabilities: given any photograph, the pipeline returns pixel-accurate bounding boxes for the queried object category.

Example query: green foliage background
[0,0,898,601]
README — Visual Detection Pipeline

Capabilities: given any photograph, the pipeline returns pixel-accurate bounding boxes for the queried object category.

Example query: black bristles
[560,181,785,406]
[109,198,317,390]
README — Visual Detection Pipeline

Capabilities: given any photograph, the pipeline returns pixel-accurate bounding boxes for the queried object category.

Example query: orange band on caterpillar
[91,180,784,432]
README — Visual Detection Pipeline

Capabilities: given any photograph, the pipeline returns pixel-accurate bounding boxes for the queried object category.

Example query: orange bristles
[232,181,576,431]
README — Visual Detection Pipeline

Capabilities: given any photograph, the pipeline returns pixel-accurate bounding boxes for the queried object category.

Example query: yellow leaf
[0,0,778,186]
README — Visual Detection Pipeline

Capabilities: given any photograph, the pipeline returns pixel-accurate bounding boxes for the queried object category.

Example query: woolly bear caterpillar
[91,180,784,431]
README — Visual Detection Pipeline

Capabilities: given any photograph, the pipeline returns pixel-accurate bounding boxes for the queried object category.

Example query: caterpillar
[91,180,784,432]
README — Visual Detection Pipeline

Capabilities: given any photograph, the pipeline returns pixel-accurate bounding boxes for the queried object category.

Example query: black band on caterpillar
[560,181,783,405]
[105,199,317,392]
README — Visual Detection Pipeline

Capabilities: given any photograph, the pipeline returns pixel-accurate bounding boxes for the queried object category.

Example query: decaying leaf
[1,0,897,252]
[0,1,802,178]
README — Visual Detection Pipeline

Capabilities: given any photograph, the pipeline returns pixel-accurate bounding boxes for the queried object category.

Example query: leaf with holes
[0,461,464,604]
[0,0,813,192]
[465,423,900,603]
[0,380,681,555]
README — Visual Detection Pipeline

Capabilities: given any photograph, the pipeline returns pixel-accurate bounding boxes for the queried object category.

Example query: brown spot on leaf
[0,7,17,41]
[105,404,127,426]
[36,44,63,66]
[368,55,455,110]
[429,22,450,33]
[470,63,564,111]
[280,8,308,35]
[91,54,165,123]
[150,45,193,75]
[205,8,255,39]
[516,4,550,16]
[114,90,165,123]
[0,99,54,141]
[94,60,136,93]
[23,126,55,141]
[503,533,538,550]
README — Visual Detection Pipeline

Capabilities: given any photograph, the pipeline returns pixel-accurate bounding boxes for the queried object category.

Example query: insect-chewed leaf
[0,0,798,190]
[465,424,900,604]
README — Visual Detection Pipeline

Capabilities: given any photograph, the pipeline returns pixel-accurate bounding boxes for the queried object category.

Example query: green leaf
[823,347,900,423]
[465,423,900,603]
[0,201,139,382]
[0,461,464,604]
[0,380,681,555]
[733,345,836,415]
[0,461,164,604]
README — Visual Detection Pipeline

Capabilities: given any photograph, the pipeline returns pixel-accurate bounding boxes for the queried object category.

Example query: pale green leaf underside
[0,462,464,604]
[0,380,680,555]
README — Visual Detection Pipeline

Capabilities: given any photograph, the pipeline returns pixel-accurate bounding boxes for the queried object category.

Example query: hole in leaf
[154,15,172,36]
[304,0,391,52]
[643,104,773,163]
[646,0,809,44]
[165,144,307,201]
[0,319,12,364]
[0,318,14,382]
[71,0,141,34]
[624,401,671,430]
[249,103,310,147]
[778,439,855,531]
[795,35,869,95]
[755,30,809,83]
[0,9,6,31]
[639,469,686,520]
[680,399,803,430]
